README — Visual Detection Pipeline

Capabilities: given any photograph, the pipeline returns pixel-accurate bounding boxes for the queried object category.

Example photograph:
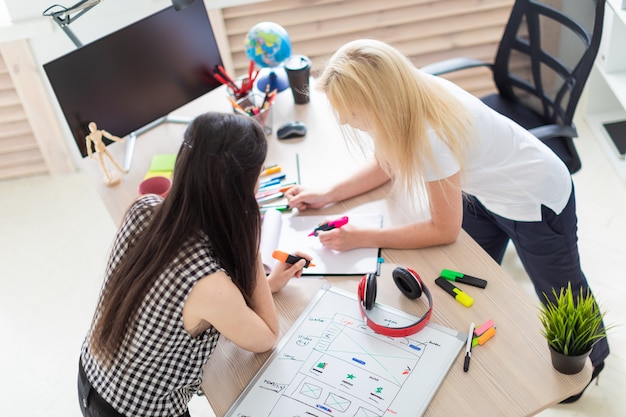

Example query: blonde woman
[285,39,608,401]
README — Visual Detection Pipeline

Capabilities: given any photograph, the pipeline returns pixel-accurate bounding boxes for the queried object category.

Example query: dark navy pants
[462,185,609,367]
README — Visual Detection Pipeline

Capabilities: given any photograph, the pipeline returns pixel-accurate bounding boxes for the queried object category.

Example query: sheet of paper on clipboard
[260,209,383,276]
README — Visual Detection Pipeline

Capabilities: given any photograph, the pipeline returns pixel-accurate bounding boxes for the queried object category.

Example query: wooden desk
[82,84,591,416]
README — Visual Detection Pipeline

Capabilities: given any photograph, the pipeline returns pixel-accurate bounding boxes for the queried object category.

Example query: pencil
[227,96,247,115]
[261,84,271,109]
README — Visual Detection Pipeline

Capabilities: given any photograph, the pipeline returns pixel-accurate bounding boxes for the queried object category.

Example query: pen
[441,269,488,288]
[256,182,296,198]
[256,192,283,204]
[308,216,349,236]
[464,322,475,372]
[259,204,292,213]
[261,84,271,109]
[245,59,255,91]
[227,96,246,114]
[272,250,316,268]
[259,177,285,189]
[434,277,474,307]
[217,65,236,86]
[260,174,286,185]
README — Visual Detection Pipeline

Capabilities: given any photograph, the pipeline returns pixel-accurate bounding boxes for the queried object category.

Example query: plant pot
[549,345,591,375]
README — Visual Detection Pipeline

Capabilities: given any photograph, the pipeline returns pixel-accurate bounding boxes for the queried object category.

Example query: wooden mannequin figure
[86,122,126,186]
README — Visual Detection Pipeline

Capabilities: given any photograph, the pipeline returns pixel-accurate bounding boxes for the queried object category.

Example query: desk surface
[82,84,590,417]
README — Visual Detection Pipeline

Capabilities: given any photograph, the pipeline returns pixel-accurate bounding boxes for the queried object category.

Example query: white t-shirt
[422,74,572,222]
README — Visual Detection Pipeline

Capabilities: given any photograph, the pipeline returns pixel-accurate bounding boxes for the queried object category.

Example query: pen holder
[226,75,254,100]
[232,93,273,136]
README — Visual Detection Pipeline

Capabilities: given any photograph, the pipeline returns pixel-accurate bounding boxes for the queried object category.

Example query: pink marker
[308,216,349,236]
[474,319,495,337]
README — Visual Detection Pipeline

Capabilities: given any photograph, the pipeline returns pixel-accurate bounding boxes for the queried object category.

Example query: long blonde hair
[317,39,472,196]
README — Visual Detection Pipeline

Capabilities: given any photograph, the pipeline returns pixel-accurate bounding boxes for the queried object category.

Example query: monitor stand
[122,115,191,172]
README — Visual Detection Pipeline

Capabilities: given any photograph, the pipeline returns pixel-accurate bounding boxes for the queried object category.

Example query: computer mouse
[277,121,307,139]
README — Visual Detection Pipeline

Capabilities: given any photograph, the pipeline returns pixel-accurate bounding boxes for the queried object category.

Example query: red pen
[308,216,349,236]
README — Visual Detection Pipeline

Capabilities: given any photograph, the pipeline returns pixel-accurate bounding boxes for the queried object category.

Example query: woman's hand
[284,186,332,211]
[316,224,362,251]
[266,251,312,292]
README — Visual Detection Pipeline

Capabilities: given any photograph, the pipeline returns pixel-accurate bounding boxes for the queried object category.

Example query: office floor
[0,115,624,417]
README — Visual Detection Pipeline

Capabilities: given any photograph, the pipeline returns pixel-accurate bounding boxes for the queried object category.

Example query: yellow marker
[261,166,282,176]
[435,277,474,307]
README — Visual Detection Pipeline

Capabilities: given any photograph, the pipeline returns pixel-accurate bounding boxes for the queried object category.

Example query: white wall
[2,0,266,62]
[0,0,173,166]
[0,0,264,165]
[2,1,171,55]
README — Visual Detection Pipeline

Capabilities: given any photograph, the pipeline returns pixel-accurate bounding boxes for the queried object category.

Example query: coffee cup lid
[285,55,311,70]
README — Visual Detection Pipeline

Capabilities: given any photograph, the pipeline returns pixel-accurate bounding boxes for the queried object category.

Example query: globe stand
[255,66,290,93]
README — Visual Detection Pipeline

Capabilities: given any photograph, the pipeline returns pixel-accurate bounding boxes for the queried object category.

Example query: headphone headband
[358,267,433,337]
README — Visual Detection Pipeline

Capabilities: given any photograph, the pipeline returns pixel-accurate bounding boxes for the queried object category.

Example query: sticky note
[149,154,176,172]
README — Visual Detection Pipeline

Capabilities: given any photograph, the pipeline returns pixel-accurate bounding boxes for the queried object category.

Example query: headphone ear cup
[392,267,422,299]
[364,273,377,310]
[358,275,367,308]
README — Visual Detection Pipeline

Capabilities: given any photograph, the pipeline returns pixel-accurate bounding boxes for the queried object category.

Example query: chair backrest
[492,0,605,127]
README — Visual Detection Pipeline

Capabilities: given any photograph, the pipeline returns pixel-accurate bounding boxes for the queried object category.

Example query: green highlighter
[441,269,488,289]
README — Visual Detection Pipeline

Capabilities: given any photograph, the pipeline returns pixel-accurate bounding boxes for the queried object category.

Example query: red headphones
[357,267,433,337]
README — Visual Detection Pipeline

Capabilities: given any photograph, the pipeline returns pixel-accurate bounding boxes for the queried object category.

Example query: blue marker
[259,174,286,188]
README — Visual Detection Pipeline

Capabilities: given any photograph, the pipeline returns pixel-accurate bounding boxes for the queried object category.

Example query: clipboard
[224,286,465,417]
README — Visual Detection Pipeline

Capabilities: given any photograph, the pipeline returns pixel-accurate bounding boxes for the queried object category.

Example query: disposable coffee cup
[285,55,311,105]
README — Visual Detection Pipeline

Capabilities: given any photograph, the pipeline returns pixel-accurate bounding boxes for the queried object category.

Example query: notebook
[260,209,383,276]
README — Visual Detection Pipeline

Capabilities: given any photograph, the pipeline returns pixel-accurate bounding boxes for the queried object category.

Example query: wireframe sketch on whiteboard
[225,286,465,417]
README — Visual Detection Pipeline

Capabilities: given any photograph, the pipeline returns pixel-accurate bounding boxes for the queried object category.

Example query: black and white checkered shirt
[81,196,221,416]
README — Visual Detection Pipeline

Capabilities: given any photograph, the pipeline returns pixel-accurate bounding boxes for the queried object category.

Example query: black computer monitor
[43,1,223,163]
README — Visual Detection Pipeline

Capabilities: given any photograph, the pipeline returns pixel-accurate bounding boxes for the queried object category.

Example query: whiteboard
[225,286,465,417]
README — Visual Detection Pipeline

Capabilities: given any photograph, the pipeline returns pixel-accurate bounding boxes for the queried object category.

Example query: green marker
[260,204,292,213]
[441,269,487,289]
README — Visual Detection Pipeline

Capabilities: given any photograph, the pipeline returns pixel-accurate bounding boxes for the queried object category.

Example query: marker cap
[454,290,474,307]
[435,277,474,307]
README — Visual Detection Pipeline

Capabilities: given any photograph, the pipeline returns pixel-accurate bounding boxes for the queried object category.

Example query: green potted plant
[538,282,609,374]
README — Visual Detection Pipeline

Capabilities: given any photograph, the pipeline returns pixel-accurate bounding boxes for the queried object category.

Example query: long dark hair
[90,112,267,363]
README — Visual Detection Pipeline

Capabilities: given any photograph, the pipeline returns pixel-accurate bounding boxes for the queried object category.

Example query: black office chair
[420,0,605,174]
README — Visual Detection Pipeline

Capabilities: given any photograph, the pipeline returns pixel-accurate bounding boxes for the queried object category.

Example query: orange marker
[272,250,316,268]
[472,326,496,347]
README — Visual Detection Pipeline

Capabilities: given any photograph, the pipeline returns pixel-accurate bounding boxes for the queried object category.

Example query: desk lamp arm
[43,0,103,48]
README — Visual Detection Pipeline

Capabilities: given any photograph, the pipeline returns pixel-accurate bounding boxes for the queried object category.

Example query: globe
[244,22,292,92]
[245,22,292,69]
